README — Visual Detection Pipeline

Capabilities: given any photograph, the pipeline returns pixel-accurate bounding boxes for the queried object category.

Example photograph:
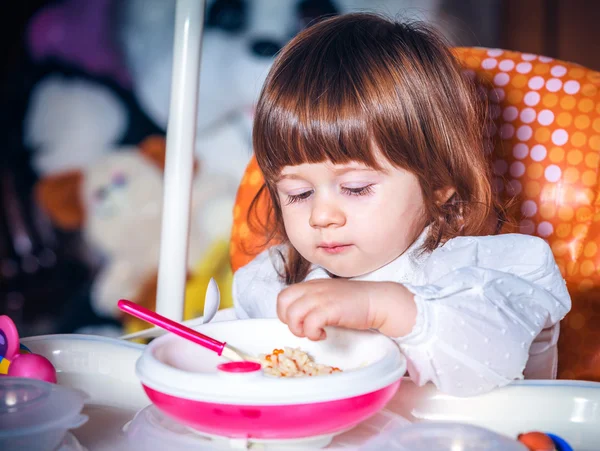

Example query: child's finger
[302,307,330,341]
[277,285,303,323]
[286,296,320,337]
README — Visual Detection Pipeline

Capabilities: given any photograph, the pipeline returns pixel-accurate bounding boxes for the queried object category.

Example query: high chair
[5,2,599,446]
[229,47,600,382]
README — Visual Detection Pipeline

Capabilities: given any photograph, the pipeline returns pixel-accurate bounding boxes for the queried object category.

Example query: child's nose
[309,199,346,229]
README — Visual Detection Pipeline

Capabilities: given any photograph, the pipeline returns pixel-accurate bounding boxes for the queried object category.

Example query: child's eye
[341,185,374,196]
[94,186,108,200]
[285,190,313,205]
[112,172,127,187]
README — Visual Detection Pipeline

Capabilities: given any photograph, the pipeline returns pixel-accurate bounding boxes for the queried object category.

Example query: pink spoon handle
[118,300,226,356]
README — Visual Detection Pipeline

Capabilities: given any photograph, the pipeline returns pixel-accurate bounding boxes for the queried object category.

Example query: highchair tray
[20,333,600,450]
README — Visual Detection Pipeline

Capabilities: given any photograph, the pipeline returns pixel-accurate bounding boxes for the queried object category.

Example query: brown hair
[249,12,505,284]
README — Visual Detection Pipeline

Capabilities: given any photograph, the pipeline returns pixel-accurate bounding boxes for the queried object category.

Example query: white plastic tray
[22,334,600,450]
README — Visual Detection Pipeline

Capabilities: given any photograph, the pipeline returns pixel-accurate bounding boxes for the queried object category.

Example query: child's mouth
[318,243,353,254]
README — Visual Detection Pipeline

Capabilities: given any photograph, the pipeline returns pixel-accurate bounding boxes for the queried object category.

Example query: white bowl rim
[22,334,145,351]
[508,379,600,389]
[136,319,406,405]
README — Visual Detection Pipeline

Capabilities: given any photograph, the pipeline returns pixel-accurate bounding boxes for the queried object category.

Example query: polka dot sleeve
[396,234,571,396]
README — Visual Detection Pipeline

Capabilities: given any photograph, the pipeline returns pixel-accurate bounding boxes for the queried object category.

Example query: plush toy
[34,135,236,325]
[25,0,280,193]
[24,74,129,176]
[23,0,138,177]
[117,0,273,183]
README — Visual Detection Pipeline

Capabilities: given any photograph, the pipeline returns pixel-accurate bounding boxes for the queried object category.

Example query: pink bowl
[136,319,406,442]
[143,381,400,439]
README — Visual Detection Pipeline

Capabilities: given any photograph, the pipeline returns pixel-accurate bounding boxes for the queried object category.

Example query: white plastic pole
[155,0,206,320]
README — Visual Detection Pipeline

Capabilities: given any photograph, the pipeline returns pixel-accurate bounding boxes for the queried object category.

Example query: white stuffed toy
[24,75,129,176]
[34,136,237,317]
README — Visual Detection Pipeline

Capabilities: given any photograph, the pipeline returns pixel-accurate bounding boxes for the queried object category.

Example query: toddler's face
[275,154,426,278]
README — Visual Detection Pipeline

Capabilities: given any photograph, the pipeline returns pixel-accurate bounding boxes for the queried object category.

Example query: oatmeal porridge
[260,347,342,377]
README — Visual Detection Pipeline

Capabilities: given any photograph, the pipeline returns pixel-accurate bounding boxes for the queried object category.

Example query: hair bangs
[259,100,384,183]
[252,25,391,183]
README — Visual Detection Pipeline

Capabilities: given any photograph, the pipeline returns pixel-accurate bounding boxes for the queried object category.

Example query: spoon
[119,277,221,341]
[117,299,257,362]
[202,277,220,324]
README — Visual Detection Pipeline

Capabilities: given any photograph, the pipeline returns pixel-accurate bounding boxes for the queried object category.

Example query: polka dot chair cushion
[230,47,600,381]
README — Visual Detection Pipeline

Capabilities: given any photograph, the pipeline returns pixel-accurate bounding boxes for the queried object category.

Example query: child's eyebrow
[332,167,377,175]
[276,166,383,182]
[276,174,304,182]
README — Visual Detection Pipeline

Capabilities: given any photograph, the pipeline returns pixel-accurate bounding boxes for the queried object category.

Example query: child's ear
[34,170,85,229]
[435,186,456,205]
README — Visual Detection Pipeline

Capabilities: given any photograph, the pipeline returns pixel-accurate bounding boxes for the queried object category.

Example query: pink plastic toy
[0,315,57,383]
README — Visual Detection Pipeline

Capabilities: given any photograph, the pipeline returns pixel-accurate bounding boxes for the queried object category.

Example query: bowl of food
[135,318,406,446]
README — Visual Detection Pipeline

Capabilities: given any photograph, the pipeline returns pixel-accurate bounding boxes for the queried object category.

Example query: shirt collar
[352,227,430,283]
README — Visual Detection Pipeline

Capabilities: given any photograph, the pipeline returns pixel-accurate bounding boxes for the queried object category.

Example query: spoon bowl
[202,278,220,324]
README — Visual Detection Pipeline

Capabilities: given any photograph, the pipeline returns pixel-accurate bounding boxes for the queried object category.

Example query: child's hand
[277,279,417,340]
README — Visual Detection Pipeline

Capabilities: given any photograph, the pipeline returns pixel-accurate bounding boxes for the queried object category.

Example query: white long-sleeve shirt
[232,231,571,396]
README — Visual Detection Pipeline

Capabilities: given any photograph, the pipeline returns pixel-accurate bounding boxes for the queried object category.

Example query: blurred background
[0,0,598,338]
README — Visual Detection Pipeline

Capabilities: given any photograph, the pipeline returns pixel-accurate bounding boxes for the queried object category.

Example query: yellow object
[184,238,234,320]
[0,357,10,374]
